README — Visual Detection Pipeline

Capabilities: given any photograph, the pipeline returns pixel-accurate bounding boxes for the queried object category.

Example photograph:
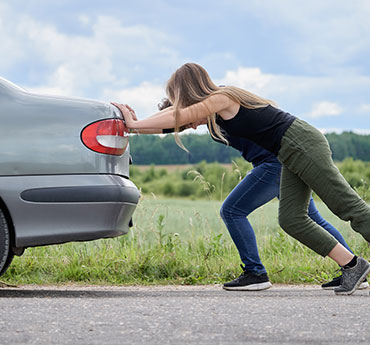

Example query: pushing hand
[111,102,135,127]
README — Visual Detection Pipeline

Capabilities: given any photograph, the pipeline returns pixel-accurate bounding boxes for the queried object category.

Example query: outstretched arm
[111,94,231,130]
[128,126,190,135]
[122,104,190,134]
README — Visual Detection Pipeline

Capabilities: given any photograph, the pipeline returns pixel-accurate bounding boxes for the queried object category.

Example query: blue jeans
[220,161,352,275]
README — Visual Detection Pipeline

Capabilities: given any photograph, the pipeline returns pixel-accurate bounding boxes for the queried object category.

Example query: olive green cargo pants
[277,118,370,257]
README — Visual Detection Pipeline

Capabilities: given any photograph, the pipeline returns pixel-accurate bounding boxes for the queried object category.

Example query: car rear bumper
[0,174,140,248]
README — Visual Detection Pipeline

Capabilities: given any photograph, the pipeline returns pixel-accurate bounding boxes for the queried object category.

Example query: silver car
[0,77,140,276]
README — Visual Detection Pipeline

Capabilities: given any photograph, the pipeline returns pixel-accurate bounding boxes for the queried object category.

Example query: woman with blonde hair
[151,98,365,291]
[112,62,370,295]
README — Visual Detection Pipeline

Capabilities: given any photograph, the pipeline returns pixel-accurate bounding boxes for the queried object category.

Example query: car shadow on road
[0,286,369,299]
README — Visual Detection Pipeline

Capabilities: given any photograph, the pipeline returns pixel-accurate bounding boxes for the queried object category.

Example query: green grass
[2,196,370,286]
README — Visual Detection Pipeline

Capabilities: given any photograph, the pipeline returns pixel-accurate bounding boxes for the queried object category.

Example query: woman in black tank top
[113,62,370,295]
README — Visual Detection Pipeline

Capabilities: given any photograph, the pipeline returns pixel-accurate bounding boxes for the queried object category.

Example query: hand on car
[111,102,135,128]
[124,104,138,121]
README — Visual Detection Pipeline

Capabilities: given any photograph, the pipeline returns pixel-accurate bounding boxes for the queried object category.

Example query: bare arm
[130,125,190,135]
[123,104,177,134]
[132,128,165,134]
[111,94,232,130]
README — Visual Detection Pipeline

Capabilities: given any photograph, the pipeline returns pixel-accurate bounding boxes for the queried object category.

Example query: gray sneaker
[334,257,370,295]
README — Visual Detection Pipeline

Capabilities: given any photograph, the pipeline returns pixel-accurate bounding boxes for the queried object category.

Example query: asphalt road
[0,284,369,345]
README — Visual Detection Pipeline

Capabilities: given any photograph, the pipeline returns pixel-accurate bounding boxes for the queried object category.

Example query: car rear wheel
[0,208,13,277]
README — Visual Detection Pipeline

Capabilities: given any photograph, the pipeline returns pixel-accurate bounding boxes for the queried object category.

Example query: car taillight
[81,119,129,156]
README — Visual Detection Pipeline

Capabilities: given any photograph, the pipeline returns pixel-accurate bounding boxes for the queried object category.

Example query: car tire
[0,208,13,277]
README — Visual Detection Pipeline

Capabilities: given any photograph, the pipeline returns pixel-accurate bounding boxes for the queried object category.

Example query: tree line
[129,131,370,165]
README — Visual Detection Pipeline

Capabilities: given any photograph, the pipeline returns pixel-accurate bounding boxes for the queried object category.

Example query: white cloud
[231,0,370,72]
[318,127,342,134]
[217,66,370,122]
[320,127,370,135]
[78,15,90,26]
[220,67,273,94]
[15,15,137,93]
[218,66,332,102]
[352,129,370,135]
[0,3,25,70]
[0,7,180,97]
[360,104,370,112]
[102,82,166,117]
[305,102,343,118]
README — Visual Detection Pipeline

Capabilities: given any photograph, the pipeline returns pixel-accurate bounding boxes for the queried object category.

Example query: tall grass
[131,158,370,201]
[2,196,369,286]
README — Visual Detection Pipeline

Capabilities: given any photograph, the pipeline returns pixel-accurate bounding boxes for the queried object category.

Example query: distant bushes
[337,158,370,200]
[130,158,370,201]
[130,158,250,200]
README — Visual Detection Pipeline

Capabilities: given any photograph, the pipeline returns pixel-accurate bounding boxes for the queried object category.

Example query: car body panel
[0,174,139,247]
[0,77,140,252]
[0,77,130,177]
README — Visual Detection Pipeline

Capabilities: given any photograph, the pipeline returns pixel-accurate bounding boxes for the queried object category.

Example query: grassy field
[2,196,369,286]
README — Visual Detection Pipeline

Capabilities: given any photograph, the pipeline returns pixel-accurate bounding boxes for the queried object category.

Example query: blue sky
[1,0,370,133]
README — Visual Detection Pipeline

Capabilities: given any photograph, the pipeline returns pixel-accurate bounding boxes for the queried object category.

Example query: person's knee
[220,199,247,220]
[220,201,232,220]
[278,210,301,233]
[278,211,289,230]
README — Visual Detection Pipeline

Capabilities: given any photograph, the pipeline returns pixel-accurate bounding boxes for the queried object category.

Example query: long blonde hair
[166,62,276,150]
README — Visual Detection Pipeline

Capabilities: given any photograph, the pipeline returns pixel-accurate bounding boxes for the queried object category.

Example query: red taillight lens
[81,119,129,156]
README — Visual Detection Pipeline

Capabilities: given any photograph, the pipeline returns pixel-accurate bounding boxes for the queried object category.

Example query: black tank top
[216,104,296,155]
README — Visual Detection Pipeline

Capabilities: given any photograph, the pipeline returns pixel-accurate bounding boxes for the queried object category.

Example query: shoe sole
[334,265,370,296]
[322,281,369,290]
[223,281,272,291]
